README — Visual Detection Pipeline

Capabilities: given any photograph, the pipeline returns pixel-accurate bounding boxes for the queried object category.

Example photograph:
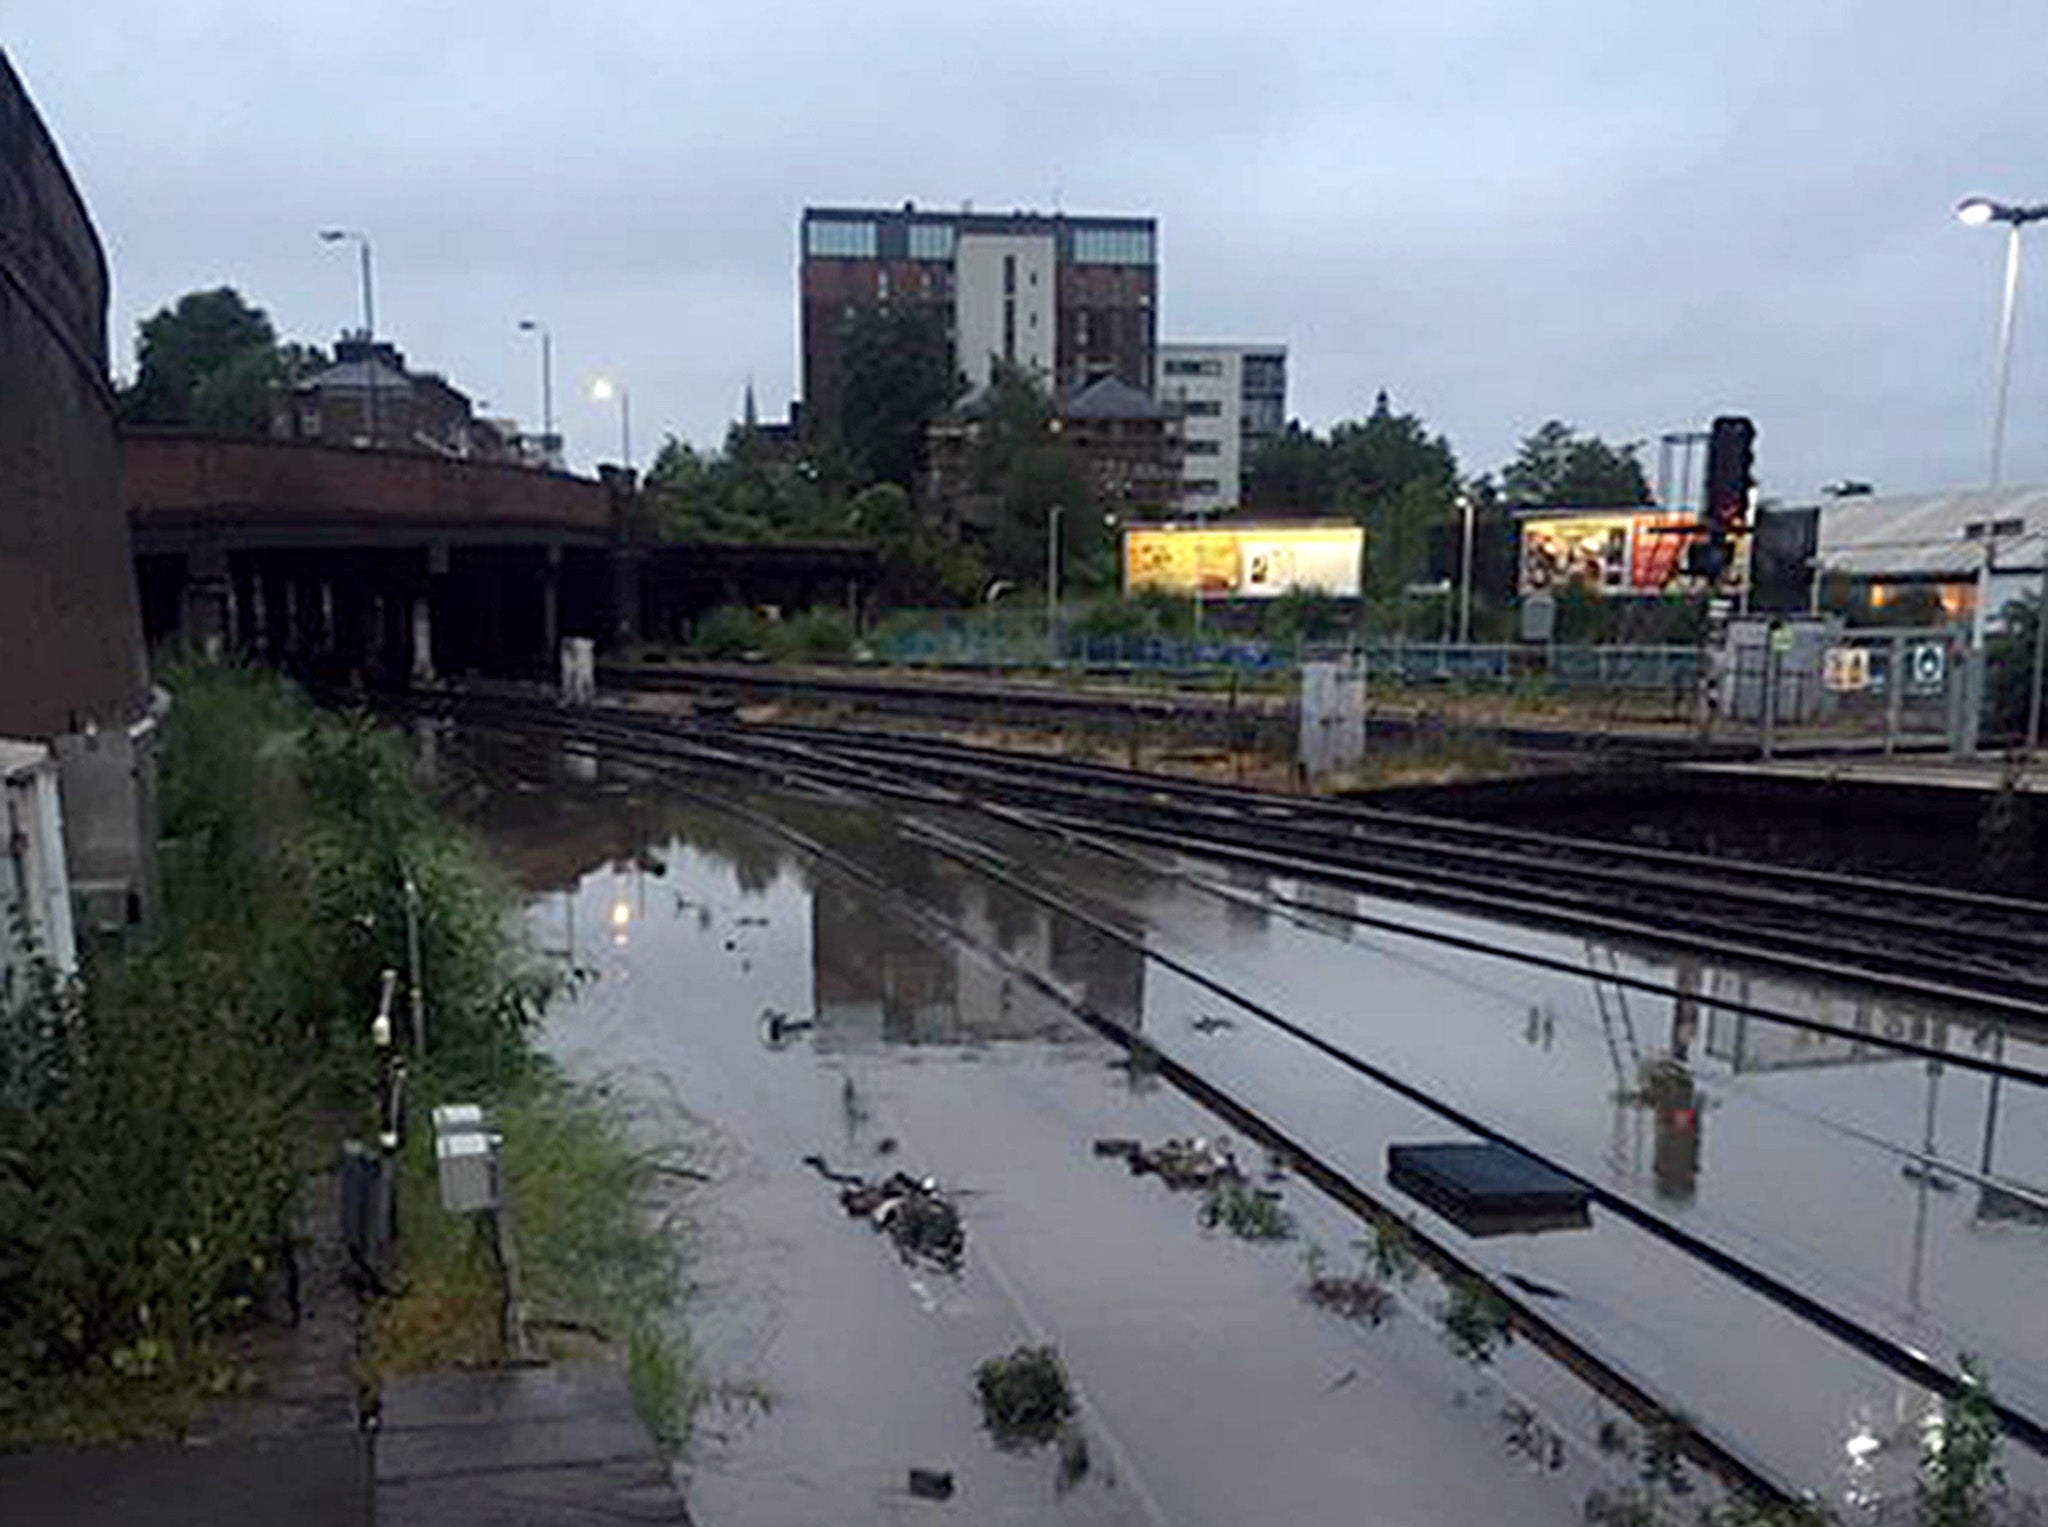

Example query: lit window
[807,219,878,258]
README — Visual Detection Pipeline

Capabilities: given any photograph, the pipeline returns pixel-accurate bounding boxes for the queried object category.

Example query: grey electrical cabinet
[436,1129,503,1214]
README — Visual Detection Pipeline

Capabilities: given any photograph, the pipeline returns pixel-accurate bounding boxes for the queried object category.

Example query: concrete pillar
[248,570,269,657]
[364,592,386,678]
[319,581,336,655]
[181,577,230,661]
[542,545,562,661]
[283,578,300,658]
[611,548,642,645]
[410,596,435,686]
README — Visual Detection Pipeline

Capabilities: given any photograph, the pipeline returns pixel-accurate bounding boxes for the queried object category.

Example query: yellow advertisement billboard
[1123,523,1363,600]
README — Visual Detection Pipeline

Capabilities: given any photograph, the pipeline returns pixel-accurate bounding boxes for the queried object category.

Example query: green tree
[836,300,959,491]
[1244,422,1335,511]
[1242,392,1459,597]
[967,363,1106,593]
[1502,420,1652,508]
[122,287,278,429]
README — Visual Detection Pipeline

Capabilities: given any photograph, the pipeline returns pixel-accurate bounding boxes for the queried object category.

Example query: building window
[1162,357,1224,377]
[1186,439,1221,456]
[907,222,955,261]
[1184,399,1222,417]
[806,219,879,258]
[1003,253,1016,296]
[1072,226,1155,265]
[1183,478,1220,494]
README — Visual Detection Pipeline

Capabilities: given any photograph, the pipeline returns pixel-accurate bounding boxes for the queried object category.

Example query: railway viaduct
[125,432,879,683]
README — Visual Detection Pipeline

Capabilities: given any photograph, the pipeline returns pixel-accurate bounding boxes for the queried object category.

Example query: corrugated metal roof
[1816,485,2048,578]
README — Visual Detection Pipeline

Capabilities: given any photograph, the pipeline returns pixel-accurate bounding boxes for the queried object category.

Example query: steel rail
[438,696,2048,1086]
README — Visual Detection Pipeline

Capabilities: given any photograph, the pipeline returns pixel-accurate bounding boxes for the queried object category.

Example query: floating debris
[1188,1014,1238,1034]
[1092,1135,1242,1191]
[1304,1271,1393,1326]
[907,1467,955,1501]
[803,1155,964,1271]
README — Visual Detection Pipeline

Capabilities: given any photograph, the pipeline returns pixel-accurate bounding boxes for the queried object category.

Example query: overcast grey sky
[10,1,2047,497]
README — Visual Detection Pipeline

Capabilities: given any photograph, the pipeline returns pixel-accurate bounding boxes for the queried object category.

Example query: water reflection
[810,862,1144,1049]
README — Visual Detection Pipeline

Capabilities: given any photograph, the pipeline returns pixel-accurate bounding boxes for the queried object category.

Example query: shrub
[786,608,855,661]
[976,1344,1074,1444]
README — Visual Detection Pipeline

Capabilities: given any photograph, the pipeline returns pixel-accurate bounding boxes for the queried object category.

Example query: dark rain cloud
[11,0,2047,497]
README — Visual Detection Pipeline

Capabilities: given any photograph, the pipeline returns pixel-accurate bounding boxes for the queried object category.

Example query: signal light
[1704,415,1755,534]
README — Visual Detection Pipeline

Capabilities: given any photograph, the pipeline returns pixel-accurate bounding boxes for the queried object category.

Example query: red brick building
[799,203,1157,430]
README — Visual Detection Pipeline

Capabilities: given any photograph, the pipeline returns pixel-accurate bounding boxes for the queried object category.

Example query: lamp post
[1956,196,2048,751]
[590,377,631,473]
[1046,504,1064,663]
[319,228,377,444]
[518,319,554,461]
[1456,489,1477,646]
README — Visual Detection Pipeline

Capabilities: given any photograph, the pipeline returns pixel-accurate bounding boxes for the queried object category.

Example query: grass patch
[1439,1275,1513,1365]
[373,1066,704,1455]
[1201,1180,1295,1241]
[976,1344,1075,1447]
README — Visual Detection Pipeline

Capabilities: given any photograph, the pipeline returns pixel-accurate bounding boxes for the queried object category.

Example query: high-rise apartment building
[799,204,1157,424]
[1155,343,1288,514]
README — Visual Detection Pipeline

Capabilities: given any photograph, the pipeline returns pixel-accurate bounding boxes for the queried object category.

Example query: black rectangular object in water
[1388,1142,1591,1238]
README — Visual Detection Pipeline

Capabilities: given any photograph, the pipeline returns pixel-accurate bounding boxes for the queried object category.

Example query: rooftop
[1064,375,1174,422]
[1815,485,2048,578]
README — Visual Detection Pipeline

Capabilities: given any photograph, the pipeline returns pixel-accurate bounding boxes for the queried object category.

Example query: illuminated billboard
[1124,523,1364,600]
[1519,511,1711,596]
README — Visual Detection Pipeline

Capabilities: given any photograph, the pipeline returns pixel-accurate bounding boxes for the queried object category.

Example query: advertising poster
[1520,511,1728,596]
[1124,523,1363,600]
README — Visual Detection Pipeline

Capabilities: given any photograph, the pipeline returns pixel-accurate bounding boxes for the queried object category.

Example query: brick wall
[0,47,150,738]
[124,433,614,533]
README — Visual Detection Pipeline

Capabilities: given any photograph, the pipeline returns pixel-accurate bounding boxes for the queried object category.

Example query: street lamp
[1956,197,2048,487]
[1456,489,1477,645]
[518,319,554,461]
[1955,195,2048,751]
[1046,505,1064,662]
[319,228,377,444]
[590,376,632,472]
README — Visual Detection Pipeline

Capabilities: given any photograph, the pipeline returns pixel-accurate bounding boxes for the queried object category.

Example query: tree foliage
[1243,389,1460,596]
[121,287,279,431]
[835,300,959,491]
[1501,420,1651,508]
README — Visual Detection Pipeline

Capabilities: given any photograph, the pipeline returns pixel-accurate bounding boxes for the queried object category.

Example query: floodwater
[467,734,2048,1523]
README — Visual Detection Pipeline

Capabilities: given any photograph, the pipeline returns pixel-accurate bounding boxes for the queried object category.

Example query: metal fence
[867,615,1701,698]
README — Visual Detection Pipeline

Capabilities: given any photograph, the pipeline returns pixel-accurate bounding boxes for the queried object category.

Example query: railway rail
[425,689,2048,1024]
[436,692,2048,1508]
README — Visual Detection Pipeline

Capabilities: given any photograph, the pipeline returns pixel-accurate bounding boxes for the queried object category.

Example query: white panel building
[1,739,78,992]
[1155,343,1288,514]
[953,232,1057,392]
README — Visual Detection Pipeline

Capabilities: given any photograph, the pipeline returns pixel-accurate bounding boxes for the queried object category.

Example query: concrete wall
[954,232,1056,392]
[0,48,150,740]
